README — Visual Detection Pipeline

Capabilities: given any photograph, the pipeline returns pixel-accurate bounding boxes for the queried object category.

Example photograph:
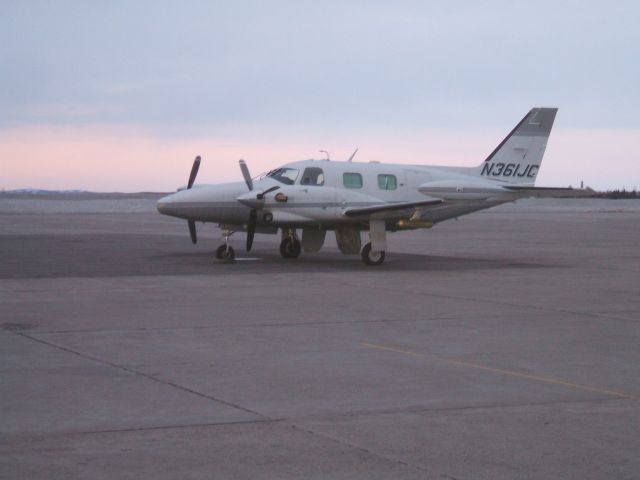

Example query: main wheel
[361,242,385,266]
[279,237,301,258]
[216,244,235,261]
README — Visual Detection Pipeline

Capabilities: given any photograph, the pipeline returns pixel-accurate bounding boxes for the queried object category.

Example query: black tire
[216,244,235,261]
[280,237,302,259]
[361,242,385,266]
[291,239,301,258]
[223,246,235,261]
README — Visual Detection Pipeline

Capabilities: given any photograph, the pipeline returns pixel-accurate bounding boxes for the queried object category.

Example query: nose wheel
[216,228,236,262]
[280,234,301,259]
[215,244,235,262]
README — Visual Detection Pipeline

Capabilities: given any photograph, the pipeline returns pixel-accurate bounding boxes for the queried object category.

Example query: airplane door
[298,166,336,220]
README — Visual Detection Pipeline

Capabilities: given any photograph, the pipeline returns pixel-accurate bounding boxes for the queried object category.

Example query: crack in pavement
[16,332,265,418]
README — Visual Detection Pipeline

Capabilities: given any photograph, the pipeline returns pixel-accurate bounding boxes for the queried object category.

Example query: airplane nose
[157,194,175,215]
[156,189,211,220]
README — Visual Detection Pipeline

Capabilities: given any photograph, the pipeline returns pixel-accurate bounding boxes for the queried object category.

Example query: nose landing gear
[280,229,301,259]
[215,228,236,262]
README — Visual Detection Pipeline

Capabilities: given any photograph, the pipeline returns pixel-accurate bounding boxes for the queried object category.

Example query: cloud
[1,1,639,130]
[2,124,637,192]
[1,2,638,190]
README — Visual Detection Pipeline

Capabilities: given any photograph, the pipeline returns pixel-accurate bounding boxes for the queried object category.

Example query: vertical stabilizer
[474,107,557,184]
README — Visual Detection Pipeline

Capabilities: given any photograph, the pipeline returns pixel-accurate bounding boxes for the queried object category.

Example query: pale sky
[2,1,639,191]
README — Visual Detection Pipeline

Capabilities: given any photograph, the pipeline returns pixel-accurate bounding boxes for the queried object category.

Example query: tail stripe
[483,110,531,163]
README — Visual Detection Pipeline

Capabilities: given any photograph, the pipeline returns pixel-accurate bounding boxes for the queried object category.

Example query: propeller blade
[187,156,201,189]
[239,159,253,191]
[188,219,197,244]
[256,185,280,200]
[246,209,257,252]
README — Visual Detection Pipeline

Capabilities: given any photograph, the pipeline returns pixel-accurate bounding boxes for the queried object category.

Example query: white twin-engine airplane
[157,107,591,265]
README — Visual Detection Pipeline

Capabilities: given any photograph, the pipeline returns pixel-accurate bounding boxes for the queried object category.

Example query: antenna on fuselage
[319,150,331,160]
[347,148,358,162]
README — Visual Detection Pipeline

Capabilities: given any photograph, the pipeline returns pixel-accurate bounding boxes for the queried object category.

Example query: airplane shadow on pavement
[0,234,553,279]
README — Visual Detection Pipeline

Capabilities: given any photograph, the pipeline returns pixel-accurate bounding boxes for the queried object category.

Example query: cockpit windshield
[265,167,299,185]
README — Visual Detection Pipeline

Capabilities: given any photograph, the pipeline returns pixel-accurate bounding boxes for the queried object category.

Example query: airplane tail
[473,107,558,185]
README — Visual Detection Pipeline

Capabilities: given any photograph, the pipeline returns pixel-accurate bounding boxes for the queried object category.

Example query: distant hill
[1,190,166,200]
[5,189,90,195]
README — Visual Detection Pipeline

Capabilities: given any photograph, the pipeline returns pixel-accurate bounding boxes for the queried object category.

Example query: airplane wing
[342,199,443,217]
[503,186,596,198]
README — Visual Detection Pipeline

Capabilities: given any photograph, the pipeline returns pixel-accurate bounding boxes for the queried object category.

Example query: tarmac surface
[1,194,639,479]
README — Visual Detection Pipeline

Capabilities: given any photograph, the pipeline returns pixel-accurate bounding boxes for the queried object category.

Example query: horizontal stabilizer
[343,199,443,217]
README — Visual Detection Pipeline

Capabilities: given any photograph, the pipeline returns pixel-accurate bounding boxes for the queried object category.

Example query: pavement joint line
[15,332,268,418]
[27,315,460,336]
[62,418,285,437]
[288,423,432,474]
[4,273,638,326]
[349,280,640,325]
[298,396,626,421]
[362,342,640,401]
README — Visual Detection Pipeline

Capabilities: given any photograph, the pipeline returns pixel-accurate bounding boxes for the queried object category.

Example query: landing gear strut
[280,230,301,259]
[215,228,236,262]
[361,242,385,266]
[361,220,387,266]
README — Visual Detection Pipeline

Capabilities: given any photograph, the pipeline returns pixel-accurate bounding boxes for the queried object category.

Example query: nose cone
[157,192,180,216]
[236,191,264,209]
[157,195,169,214]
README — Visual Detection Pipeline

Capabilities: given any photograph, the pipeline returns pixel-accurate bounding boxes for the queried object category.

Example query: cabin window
[378,174,397,190]
[343,172,363,189]
[300,167,325,186]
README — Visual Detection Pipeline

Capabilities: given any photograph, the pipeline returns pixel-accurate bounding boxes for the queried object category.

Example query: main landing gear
[215,228,236,262]
[280,230,301,259]
[361,242,385,266]
[360,219,387,266]
[212,226,386,266]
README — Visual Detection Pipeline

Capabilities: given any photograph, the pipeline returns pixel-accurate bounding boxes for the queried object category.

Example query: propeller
[246,209,257,251]
[186,156,201,244]
[188,219,197,244]
[239,159,257,252]
[188,156,201,189]
[239,159,253,191]
[238,160,279,252]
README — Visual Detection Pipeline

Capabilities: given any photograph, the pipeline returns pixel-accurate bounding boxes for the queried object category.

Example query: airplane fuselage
[157,160,519,230]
